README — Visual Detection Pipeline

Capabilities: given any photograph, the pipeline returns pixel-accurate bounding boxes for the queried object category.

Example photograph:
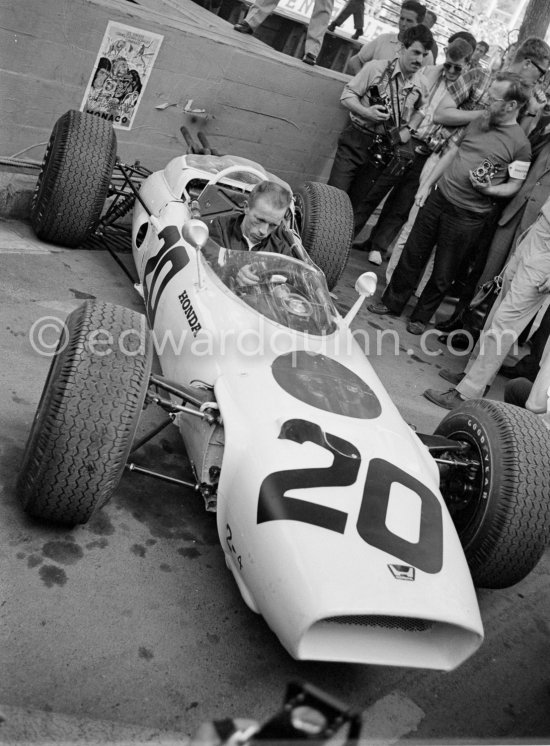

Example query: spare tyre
[294,182,353,290]
[31,110,117,247]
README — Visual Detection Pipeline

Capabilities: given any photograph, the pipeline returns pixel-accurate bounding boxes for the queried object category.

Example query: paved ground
[1,217,549,744]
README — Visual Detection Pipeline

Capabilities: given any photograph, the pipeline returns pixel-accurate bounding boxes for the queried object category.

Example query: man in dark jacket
[207,180,295,285]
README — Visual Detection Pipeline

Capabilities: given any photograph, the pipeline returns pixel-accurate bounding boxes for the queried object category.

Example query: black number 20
[257,419,443,574]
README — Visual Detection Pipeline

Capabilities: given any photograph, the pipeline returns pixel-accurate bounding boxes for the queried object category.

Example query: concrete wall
[0,0,349,216]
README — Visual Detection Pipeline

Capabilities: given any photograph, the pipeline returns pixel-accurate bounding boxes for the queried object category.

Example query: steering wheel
[250,268,314,318]
[252,267,289,286]
[207,164,267,187]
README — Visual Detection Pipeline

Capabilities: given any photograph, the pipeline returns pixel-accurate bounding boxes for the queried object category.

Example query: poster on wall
[80,22,163,130]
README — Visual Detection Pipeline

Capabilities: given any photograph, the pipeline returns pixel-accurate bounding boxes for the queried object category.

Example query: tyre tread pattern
[17,302,152,526]
[436,399,550,588]
[31,110,116,247]
[295,182,354,290]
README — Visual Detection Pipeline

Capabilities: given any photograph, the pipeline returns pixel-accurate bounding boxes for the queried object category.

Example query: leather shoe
[328,22,337,31]
[234,21,253,33]
[423,388,466,410]
[406,320,426,335]
[500,362,538,381]
[368,303,397,316]
[438,368,465,385]
[302,52,317,65]
[351,29,363,39]
[436,314,464,333]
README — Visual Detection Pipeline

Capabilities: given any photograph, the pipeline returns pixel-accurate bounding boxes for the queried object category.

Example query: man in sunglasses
[354,37,474,264]
[433,37,550,136]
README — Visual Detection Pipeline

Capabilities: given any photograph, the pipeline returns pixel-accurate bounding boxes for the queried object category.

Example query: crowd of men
[228,0,550,422]
[326,1,550,420]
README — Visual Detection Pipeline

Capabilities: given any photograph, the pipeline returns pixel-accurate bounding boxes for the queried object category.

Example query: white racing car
[19,111,550,671]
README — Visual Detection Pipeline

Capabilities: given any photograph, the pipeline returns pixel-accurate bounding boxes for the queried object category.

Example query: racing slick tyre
[17,301,152,526]
[294,182,353,291]
[435,398,550,589]
[31,110,117,248]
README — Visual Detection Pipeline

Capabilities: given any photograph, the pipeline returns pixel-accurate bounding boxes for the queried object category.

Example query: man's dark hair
[401,1,426,23]
[401,24,434,52]
[425,9,437,24]
[495,71,532,109]
[448,31,477,52]
[514,37,550,68]
[446,38,473,63]
[249,180,292,210]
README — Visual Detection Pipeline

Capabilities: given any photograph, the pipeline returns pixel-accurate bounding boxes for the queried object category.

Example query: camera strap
[377,60,399,136]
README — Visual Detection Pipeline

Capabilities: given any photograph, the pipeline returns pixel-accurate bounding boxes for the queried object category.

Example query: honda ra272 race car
[18,110,550,671]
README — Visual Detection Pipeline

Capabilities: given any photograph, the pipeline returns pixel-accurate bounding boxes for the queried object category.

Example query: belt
[350,120,385,137]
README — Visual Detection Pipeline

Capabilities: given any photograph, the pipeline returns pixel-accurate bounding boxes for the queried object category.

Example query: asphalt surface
[1,217,549,744]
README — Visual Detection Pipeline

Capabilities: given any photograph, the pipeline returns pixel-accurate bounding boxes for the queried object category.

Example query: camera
[244,681,361,744]
[367,84,389,114]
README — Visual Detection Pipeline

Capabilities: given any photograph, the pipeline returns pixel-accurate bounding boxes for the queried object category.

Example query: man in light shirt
[327,24,433,235]
[354,37,474,265]
[346,0,432,75]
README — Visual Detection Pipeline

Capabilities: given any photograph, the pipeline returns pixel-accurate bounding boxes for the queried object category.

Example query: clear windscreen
[201,244,338,335]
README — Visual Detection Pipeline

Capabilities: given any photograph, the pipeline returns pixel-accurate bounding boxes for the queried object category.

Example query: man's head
[481,71,531,129]
[471,41,489,65]
[398,1,426,39]
[442,38,473,82]
[241,181,292,244]
[447,31,477,55]
[399,25,434,75]
[423,10,437,29]
[510,37,550,85]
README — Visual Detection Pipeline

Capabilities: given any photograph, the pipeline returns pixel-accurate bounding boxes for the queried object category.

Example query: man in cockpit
[207,180,296,285]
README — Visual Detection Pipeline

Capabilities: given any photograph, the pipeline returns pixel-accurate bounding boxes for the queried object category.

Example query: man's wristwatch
[403,123,417,135]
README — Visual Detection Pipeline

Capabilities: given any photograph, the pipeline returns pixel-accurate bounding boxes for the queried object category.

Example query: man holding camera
[352,37,474,264]
[327,24,434,233]
[369,72,531,337]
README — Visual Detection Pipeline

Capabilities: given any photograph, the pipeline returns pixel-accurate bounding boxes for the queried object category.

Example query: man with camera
[352,37,474,264]
[327,24,433,233]
[369,72,531,339]
[346,0,431,75]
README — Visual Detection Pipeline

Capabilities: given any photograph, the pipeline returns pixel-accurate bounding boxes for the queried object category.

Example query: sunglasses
[443,62,464,73]
[528,58,549,80]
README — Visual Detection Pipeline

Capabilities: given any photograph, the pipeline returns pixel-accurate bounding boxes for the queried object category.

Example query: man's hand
[469,170,492,194]
[415,182,432,208]
[237,263,261,286]
[368,104,391,123]
[190,719,259,746]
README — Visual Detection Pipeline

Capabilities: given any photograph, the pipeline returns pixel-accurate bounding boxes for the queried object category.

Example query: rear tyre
[31,110,117,247]
[435,398,550,588]
[17,302,152,526]
[294,182,353,290]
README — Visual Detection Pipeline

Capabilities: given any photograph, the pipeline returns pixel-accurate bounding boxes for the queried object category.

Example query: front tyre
[435,399,550,588]
[31,110,117,247]
[294,182,353,290]
[17,302,152,526]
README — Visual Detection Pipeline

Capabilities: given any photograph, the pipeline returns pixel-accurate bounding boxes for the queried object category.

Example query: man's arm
[470,175,527,200]
[340,66,391,124]
[433,91,484,126]
[413,143,458,205]
[346,38,376,75]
